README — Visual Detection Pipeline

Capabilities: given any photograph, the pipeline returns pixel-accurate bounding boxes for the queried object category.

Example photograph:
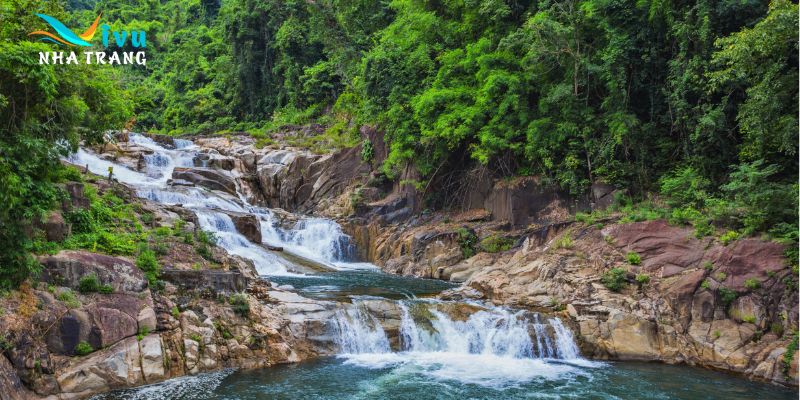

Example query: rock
[0,354,30,400]
[42,211,70,242]
[172,167,238,195]
[46,309,92,355]
[138,334,166,383]
[62,182,90,210]
[228,212,262,243]
[137,306,158,333]
[39,250,148,293]
[160,269,249,294]
[183,339,200,373]
[56,337,144,396]
[87,306,138,348]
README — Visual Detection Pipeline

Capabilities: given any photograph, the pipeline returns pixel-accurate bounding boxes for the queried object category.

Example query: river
[69,134,795,399]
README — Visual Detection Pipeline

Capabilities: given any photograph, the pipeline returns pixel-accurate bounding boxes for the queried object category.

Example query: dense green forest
[0,0,797,287]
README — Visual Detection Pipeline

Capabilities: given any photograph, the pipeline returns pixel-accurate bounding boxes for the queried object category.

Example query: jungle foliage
[0,0,797,287]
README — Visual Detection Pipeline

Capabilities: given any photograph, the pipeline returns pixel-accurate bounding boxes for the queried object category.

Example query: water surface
[94,357,797,400]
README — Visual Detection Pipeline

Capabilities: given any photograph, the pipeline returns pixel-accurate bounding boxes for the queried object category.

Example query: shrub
[360,139,374,163]
[66,209,95,234]
[742,315,756,324]
[197,230,217,246]
[78,273,100,293]
[188,333,202,343]
[136,326,150,341]
[57,289,81,309]
[171,306,180,319]
[659,166,710,209]
[715,272,727,282]
[635,274,650,285]
[718,287,737,306]
[784,332,799,376]
[744,278,761,290]
[480,235,514,253]
[713,330,721,339]
[720,230,740,246]
[770,323,784,337]
[135,248,160,286]
[626,252,641,265]
[703,261,714,271]
[722,161,797,236]
[74,341,93,356]
[229,293,250,317]
[456,228,478,258]
[553,233,573,249]
[700,280,711,290]
[98,284,114,294]
[602,268,628,292]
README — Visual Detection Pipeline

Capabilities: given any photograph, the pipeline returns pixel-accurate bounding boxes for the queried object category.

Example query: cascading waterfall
[67,133,357,276]
[259,214,356,264]
[332,304,391,354]
[394,302,579,360]
[334,300,592,387]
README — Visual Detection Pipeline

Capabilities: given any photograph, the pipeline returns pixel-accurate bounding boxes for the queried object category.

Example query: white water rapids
[68,134,358,275]
[68,133,599,388]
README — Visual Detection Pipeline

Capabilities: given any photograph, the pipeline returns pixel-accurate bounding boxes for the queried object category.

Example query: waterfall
[195,210,293,275]
[258,212,357,265]
[332,304,391,354]
[338,301,582,361]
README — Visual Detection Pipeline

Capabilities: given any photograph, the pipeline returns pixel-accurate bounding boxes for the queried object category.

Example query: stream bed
[74,135,796,400]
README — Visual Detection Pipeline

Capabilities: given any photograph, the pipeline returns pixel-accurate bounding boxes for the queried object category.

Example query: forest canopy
[0,0,797,287]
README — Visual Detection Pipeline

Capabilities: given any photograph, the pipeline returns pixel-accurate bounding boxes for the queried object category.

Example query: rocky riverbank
[1,130,795,399]
[0,169,343,399]
[156,130,798,386]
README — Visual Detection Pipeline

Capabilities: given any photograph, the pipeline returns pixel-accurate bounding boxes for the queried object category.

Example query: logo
[29,13,101,47]
[29,13,147,65]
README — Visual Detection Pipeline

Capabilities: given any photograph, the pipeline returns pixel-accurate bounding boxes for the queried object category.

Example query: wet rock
[172,167,238,195]
[39,250,148,293]
[227,212,262,243]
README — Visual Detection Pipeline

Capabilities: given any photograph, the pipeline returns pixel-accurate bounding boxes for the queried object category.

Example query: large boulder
[39,250,148,293]
[46,294,150,354]
[56,337,145,396]
[172,167,238,195]
[227,212,262,243]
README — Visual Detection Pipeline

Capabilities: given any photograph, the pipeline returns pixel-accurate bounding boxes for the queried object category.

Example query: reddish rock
[709,239,787,291]
[610,220,705,276]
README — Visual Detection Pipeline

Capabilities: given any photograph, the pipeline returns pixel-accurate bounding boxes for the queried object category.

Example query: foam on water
[333,300,600,387]
[195,211,295,276]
